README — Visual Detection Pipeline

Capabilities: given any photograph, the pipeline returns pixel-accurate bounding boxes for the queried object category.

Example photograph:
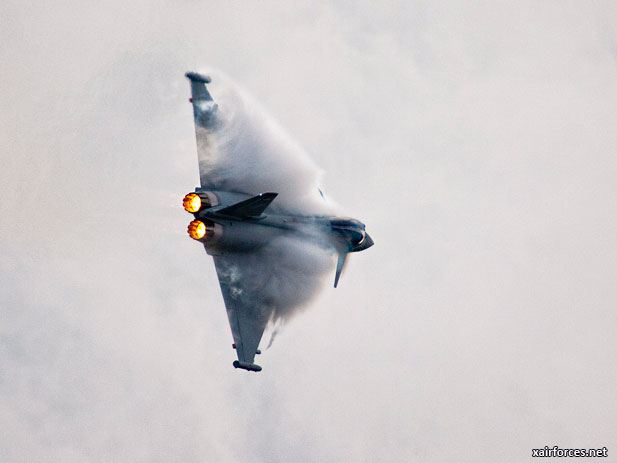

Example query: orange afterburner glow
[183,193,202,213]
[187,220,207,240]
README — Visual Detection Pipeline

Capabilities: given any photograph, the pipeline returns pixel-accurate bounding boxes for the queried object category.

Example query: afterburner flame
[183,193,202,213]
[188,220,207,240]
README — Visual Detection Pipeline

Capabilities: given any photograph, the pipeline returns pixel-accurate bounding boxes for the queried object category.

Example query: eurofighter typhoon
[182,72,373,372]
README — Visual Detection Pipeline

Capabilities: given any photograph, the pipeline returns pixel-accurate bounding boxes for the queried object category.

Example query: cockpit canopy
[329,217,367,247]
[329,217,366,230]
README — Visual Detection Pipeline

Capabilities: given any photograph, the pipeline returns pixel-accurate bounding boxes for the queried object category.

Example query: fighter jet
[183,71,373,372]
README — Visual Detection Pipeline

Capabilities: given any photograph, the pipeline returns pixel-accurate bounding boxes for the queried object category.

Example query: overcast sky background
[1,1,616,462]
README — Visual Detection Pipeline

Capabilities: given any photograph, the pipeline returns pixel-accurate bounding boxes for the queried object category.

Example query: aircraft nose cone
[363,233,374,249]
[352,232,374,251]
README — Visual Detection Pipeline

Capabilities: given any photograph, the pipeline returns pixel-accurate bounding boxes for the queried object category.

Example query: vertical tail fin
[215,193,278,218]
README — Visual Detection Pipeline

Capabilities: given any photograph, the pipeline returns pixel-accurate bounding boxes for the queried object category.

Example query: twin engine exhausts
[183,191,218,241]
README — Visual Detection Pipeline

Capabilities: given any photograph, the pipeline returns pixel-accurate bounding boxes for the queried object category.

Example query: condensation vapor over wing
[189,70,338,217]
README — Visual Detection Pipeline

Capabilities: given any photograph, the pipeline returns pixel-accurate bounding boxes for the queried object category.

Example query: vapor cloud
[193,71,338,216]
[189,71,339,340]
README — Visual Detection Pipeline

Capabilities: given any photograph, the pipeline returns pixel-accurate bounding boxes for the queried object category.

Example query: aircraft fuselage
[185,188,373,260]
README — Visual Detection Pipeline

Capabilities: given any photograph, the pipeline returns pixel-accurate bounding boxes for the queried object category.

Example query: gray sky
[1,1,616,462]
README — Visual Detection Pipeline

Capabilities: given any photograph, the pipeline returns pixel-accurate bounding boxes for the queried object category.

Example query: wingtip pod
[233,361,262,372]
[185,71,211,83]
